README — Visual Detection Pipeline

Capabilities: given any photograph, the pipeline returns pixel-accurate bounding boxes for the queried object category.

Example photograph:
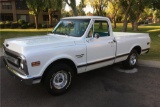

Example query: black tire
[122,49,138,69]
[44,63,73,95]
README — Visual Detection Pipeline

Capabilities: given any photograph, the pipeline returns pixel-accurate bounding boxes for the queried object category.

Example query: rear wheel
[123,49,138,69]
[44,63,73,95]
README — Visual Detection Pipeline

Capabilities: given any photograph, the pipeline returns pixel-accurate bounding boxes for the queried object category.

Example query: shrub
[21,24,28,29]
[48,24,53,28]
[27,22,30,27]
[5,21,11,28]
[27,23,34,28]
[38,24,42,28]
[42,23,47,28]
[138,21,145,25]
[0,22,5,28]
[11,22,19,28]
[18,19,25,25]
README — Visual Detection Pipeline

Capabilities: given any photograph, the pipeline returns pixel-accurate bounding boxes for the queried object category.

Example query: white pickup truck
[3,16,150,95]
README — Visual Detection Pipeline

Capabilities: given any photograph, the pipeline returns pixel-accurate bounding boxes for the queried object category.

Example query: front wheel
[123,49,138,69]
[44,63,73,95]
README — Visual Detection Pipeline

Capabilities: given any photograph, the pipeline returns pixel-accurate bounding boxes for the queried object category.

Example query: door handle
[109,40,116,44]
[108,41,114,44]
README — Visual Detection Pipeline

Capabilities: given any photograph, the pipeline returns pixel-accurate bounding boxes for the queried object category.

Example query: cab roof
[61,16,109,20]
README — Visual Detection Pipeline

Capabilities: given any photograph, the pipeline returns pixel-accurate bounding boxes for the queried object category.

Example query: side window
[94,20,110,37]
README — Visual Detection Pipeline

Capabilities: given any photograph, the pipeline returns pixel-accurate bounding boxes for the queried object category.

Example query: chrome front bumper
[3,57,41,85]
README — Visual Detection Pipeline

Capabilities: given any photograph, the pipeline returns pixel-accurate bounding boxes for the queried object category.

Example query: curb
[138,60,160,69]
[0,48,160,69]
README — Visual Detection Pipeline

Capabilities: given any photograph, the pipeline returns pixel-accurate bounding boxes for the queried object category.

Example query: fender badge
[76,54,84,58]
[6,44,9,47]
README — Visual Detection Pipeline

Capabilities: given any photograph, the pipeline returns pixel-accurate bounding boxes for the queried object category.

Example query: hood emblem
[6,44,9,47]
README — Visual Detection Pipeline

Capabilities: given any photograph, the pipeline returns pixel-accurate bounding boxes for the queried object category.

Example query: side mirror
[94,33,100,39]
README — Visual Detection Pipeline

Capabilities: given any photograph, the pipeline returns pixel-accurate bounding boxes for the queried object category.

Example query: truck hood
[3,34,78,54]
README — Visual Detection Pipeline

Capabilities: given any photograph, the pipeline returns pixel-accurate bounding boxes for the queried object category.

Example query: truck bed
[113,32,150,61]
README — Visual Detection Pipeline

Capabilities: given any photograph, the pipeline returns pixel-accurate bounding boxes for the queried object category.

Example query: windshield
[52,19,90,37]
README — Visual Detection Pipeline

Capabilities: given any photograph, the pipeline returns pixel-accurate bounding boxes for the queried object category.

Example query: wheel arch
[131,45,141,55]
[41,58,77,82]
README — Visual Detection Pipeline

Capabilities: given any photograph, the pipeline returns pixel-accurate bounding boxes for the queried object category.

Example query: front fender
[40,54,77,76]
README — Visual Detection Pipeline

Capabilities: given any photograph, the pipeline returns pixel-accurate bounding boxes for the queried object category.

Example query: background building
[0,0,61,26]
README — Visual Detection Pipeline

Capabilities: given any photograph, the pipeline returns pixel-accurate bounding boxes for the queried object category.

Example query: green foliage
[27,23,34,28]
[0,22,5,28]
[11,22,19,29]
[85,0,109,16]
[45,0,62,11]
[44,0,62,25]
[77,1,86,16]
[151,0,160,10]
[26,0,46,15]
[5,21,11,28]
[42,24,47,28]
[26,0,46,29]
[21,24,28,29]
[153,10,160,23]
[64,0,78,16]
[38,24,42,28]
[18,19,25,25]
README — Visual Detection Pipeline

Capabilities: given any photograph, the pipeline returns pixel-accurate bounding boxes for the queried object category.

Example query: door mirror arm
[94,33,100,39]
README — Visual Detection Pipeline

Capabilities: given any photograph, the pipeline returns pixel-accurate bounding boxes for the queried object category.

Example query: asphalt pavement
[0,56,160,107]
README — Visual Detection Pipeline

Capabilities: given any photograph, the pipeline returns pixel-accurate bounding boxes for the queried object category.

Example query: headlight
[20,60,24,70]
[18,56,25,70]
[18,55,29,75]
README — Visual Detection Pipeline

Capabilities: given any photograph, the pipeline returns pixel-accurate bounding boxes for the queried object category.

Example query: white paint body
[3,16,150,83]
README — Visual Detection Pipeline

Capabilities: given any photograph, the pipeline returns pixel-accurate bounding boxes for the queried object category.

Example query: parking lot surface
[1,57,160,107]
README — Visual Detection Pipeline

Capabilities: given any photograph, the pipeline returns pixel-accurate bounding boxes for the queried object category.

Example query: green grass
[0,23,160,61]
[0,28,53,47]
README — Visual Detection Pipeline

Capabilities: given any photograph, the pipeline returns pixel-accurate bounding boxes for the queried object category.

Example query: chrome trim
[52,70,68,89]
[3,58,41,85]
[7,65,30,79]
[3,45,29,75]
[77,53,129,68]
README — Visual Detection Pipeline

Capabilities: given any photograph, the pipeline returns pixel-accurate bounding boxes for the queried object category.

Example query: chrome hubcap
[130,53,137,66]
[52,71,68,89]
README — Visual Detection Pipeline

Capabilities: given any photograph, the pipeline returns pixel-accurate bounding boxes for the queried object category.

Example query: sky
[65,0,93,13]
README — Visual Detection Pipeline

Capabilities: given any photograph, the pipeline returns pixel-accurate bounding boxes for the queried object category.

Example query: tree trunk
[131,21,134,30]
[65,0,78,16]
[72,8,78,16]
[122,0,133,32]
[113,17,116,28]
[71,0,78,16]
[133,13,140,31]
[34,15,38,29]
[133,20,138,31]
[48,11,52,26]
[113,7,119,28]
[122,18,128,32]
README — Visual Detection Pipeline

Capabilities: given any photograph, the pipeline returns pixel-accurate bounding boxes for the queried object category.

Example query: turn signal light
[31,61,40,67]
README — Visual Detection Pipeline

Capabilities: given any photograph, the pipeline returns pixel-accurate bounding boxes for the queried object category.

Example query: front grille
[5,50,18,58]
[3,45,29,75]
[7,60,19,68]
[4,49,20,68]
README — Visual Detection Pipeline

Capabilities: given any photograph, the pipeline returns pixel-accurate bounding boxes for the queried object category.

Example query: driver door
[86,20,116,71]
